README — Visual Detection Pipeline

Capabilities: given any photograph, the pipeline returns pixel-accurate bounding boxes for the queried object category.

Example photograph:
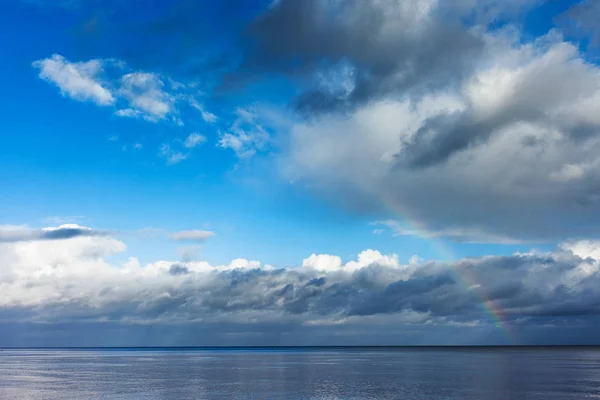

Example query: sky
[2,0,600,346]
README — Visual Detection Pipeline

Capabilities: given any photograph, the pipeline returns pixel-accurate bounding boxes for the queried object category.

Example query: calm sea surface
[1,348,600,399]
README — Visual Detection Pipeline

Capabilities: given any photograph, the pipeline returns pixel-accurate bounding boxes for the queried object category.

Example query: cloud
[34,54,185,125]
[374,220,528,245]
[0,224,108,243]
[43,216,86,225]
[136,228,215,243]
[118,72,175,121]
[218,108,271,158]
[279,27,600,241]
[184,133,206,149]
[33,54,115,106]
[189,98,217,123]
[169,230,216,243]
[559,0,600,49]
[3,226,600,344]
[560,240,600,261]
[158,133,205,164]
[114,108,143,118]
[239,0,544,112]
[178,245,202,262]
[158,143,189,165]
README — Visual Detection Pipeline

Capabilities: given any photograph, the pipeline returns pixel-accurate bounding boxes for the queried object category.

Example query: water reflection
[1,348,600,399]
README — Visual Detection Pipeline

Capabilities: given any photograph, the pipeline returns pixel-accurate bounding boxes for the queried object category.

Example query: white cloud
[114,108,143,118]
[560,240,600,261]
[409,255,424,265]
[189,98,217,123]
[33,54,114,106]
[302,254,343,272]
[184,133,206,149]
[218,108,271,158]
[158,133,205,164]
[158,144,188,165]
[3,225,600,330]
[119,72,175,121]
[34,54,186,125]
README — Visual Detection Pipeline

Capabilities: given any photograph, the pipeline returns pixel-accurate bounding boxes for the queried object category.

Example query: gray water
[1,348,600,399]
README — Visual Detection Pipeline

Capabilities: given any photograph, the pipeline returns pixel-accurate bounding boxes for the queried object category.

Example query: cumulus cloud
[2,227,600,339]
[277,25,600,242]
[33,54,114,106]
[118,72,175,121]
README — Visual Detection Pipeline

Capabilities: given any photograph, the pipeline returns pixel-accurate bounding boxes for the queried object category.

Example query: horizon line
[3,345,600,350]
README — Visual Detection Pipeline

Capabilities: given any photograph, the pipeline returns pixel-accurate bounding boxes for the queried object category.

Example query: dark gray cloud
[168,264,190,276]
[395,106,544,169]
[242,0,485,112]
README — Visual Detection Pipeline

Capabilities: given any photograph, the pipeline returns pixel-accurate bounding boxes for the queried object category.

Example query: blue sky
[0,0,547,266]
[2,0,600,346]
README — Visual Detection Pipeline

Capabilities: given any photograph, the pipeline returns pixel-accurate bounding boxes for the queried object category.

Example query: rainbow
[379,195,517,344]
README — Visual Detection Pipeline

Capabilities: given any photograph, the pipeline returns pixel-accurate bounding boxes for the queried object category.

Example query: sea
[1,347,600,399]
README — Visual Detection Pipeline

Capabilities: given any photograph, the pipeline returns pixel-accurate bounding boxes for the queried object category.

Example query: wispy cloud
[158,143,189,165]
[136,228,216,244]
[218,108,271,158]
[169,230,216,243]
[184,133,206,149]
[189,98,217,123]
[373,220,528,245]
[0,224,108,243]
[43,216,86,225]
